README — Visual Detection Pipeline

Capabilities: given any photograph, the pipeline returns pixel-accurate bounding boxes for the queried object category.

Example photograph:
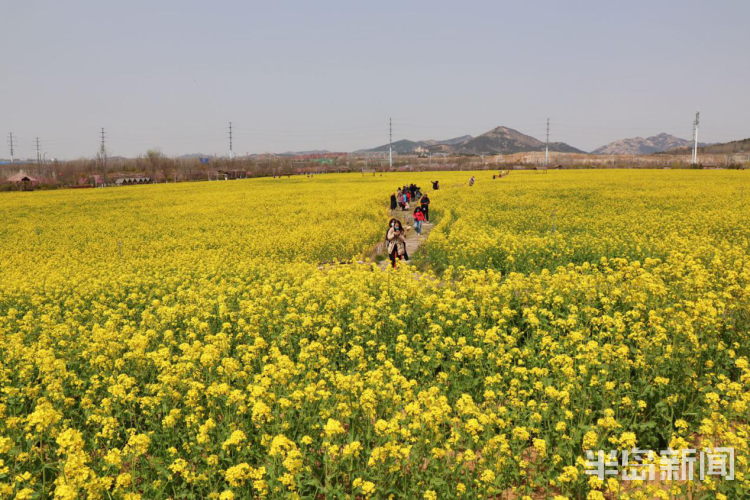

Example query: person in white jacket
[386,218,407,268]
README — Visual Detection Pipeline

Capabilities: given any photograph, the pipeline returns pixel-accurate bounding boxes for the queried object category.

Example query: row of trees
[5,149,745,189]
[1,149,488,188]
[2,151,321,186]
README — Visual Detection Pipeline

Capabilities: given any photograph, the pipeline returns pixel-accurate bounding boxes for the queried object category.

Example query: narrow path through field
[318,190,445,270]
[377,209,435,269]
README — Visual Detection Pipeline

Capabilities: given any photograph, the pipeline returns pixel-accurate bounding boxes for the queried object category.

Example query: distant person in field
[390,192,397,211]
[413,206,426,235]
[469,176,475,187]
[420,193,431,222]
[431,180,439,190]
[386,219,407,268]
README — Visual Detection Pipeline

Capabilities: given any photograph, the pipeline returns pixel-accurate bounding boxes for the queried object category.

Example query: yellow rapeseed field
[0,170,748,499]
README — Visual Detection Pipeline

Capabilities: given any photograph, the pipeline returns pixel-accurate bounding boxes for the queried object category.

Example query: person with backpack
[386,219,407,268]
[420,193,431,222]
[402,192,410,210]
[413,206,426,235]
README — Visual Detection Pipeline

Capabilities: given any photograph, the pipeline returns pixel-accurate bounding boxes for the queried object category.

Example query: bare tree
[146,149,165,181]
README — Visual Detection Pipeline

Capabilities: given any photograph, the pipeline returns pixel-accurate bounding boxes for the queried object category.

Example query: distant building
[114,176,152,186]
[414,146,429,158]
[217,170,249,180]
[6,172,39,190]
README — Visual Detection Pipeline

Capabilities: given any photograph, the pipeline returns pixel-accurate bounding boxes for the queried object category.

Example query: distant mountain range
[357,127,585,155]
[111,130,746,160]
[667,137,750,155]
[278,150,331,157]
[356,135,473,154]
[177,153,216,159]
[434,135,474,146]
[592,133,708,155]
[456,126,584,154]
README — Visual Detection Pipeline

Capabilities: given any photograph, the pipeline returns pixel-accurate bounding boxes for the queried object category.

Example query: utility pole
[229,122,234,160]
[691,111,700,165]
[389,118,393,169]
[545,118,550,171]
[97,127,107,187]
[35,137,42,168]
[7,132,16,165]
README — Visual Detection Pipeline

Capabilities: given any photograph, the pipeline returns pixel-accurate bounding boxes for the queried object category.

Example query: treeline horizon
[1,148,747,191]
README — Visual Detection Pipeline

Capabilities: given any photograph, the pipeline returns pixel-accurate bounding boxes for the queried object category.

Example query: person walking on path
[413,206,426,235]
[390,192,398,211]
[469,176,475,187]
[402,192,410,210]
[386,219,407,268]
[420,193,431,222]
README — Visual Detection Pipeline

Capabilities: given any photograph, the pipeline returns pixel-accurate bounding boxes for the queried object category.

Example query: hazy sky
[2,0,749,159]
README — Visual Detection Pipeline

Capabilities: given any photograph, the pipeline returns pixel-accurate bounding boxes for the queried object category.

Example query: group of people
[385,174,511,267]
[391,184,423,211]
[389,187,431,226]
[386,184,433,268]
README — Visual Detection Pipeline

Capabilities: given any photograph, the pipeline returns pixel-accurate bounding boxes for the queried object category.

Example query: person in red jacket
[413,206,426,235]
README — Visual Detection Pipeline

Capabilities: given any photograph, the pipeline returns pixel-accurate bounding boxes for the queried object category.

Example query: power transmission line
[229,121,234,159]
[692,111,700,165]
[35,137,42,167]
[100,127,107,156]
[98,127,108,186]
[545,118,550,170]
[389,118,393,168]
[7,132,17,164]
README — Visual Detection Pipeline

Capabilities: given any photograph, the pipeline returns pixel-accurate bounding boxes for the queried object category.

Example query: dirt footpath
[378,209,434,269]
